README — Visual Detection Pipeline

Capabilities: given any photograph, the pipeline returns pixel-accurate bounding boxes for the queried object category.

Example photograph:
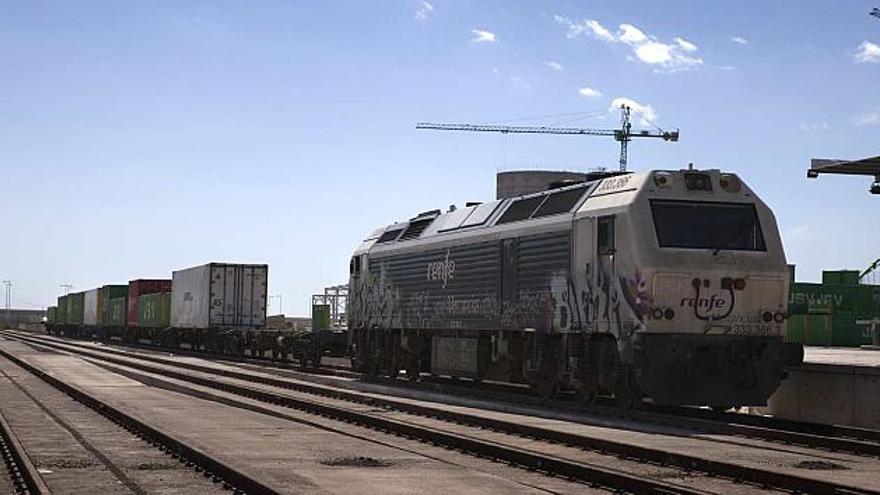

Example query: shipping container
[107,297,127,326]
[97,285,127,326]
[83,288,99,325]
[786,269,879,347]
[822,270,860,286]
[57,295,69,326]
[128,279,172,327]
[67,292,85,326]
[312,304,331,330]
[47,306,57,325]
[138,292,171,328]
[170,263,267,329]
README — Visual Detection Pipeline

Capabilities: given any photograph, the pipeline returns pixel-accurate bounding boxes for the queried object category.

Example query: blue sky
[1,1,879,314]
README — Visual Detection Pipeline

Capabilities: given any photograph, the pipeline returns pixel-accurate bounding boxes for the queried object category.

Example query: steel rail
[9,332,880,495]
[34,329,880,448]
[0,345,280,495]
[5,335,713,495]
[0,406,49,495]
[20,329,880,458]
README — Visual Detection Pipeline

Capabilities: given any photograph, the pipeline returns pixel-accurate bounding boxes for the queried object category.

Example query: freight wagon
[44,263,336,366]
[349,168,804,408]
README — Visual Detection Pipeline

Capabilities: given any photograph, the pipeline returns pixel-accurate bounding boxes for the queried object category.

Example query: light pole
[2,280,10,310]
[270,294,283,315]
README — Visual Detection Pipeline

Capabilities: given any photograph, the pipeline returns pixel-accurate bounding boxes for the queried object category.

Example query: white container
[170,263,268,329]
[83,288,99,326]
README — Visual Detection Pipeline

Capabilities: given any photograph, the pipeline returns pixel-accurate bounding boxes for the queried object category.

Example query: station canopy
[808,156,880,178]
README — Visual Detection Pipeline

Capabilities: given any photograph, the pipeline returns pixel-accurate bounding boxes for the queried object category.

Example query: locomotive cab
[571,169,802,406]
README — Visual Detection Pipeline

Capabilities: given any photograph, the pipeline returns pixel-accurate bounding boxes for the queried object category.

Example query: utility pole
[60,284,73,295]
[270,294,283,314]
[2,280,11,310]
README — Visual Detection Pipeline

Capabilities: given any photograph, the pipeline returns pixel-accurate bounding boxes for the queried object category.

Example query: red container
[128,279,172,326]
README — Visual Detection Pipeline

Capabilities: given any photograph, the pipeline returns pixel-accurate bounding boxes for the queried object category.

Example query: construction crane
[416,105,679,172]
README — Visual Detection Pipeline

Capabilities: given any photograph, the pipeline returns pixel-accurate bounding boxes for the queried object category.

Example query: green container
[822,270,860,286]
[47,306,57,325]
[788,282,874,315]
[67,292,85,325]
[57,296,69,325]
[97,285,128,326]
[107,297,127,326]
[312,304,330,331]
[138,292,170,328]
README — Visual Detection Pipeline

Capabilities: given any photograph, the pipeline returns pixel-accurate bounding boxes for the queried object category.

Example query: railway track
[0,337,281,495]
[45,329,880,458]
[7,330,880,495]
[0,402,48,495]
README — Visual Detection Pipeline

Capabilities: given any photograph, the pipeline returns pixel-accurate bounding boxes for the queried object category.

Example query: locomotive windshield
[651,200,766,251]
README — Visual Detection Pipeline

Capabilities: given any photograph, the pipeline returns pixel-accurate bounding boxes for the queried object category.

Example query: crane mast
[416,105,679,172]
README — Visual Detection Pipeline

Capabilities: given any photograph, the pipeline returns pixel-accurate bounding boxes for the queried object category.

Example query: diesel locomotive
[348,168,804,407]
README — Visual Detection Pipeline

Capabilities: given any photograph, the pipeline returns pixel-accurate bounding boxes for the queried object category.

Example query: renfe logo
[427,249,456,288]
[680,294,727,309]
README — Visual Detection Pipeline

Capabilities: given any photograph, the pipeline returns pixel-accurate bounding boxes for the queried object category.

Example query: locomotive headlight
[761,311,774,322]
[664,308,675,320]
[733,278,746,290]
[719,173,742,193]
[653,172,672,187]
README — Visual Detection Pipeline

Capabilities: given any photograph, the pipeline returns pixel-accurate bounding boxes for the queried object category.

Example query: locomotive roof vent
[497,183,590,224]
[398,217,435,240]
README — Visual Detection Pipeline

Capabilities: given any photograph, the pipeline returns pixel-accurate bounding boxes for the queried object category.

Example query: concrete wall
[768,363,880,429]
[496,170,589,199]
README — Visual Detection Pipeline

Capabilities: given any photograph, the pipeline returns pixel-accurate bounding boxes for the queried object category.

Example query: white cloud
[553,15,614,42]
[509,75,532,91]
[799,122,831,132]
[618,24,647,44]
[546,61,564,71]
[492,67,531,92]
[609,97,657,125]
[585,19,615,42]
[635,41,673,64]
[856,112,880,127]
[471,29,496,43]
[730,36,749,45]
[855,40,880,63]
[414,1,433,22]
[578,86,602,97]
[554,16,702,72]
[674,37,697,52]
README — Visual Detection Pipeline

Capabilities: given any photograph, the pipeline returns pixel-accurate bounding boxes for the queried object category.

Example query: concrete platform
[768,346,880,429]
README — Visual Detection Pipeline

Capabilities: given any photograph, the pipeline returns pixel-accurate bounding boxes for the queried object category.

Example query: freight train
[44,263,333,366]
[348,168,804,408]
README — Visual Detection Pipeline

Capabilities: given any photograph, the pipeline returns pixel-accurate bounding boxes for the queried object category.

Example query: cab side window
[597,216,615,255]
[350,256,362,276]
